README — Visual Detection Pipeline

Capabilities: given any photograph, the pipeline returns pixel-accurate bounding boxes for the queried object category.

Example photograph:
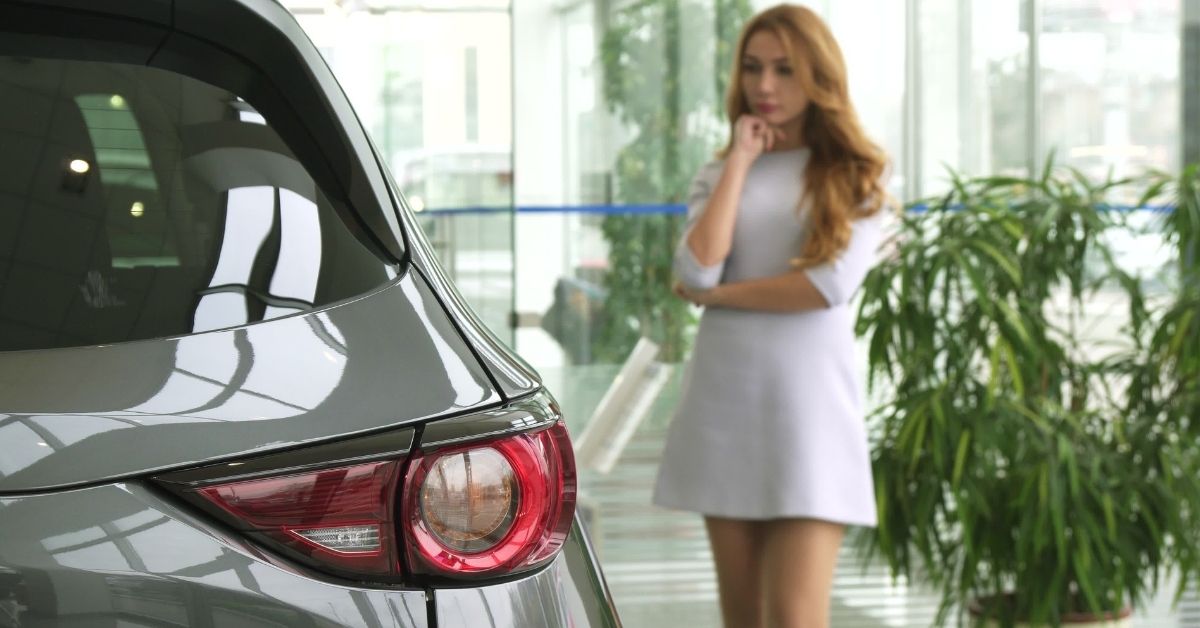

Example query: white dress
[652,148,884,526]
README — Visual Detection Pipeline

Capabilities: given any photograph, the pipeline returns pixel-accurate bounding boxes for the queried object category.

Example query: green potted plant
[853,161,1200,626]
[1141,164,1200,457]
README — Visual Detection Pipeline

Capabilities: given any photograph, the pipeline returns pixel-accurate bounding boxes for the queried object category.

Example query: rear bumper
[0,482,428,627]
[433,519,622,628]
[0,482,619,628]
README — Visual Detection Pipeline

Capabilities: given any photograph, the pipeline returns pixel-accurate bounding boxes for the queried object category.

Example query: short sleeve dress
[651,148,885,526]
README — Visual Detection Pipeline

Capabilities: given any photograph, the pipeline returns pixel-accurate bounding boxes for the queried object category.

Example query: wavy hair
[720,4,891,268]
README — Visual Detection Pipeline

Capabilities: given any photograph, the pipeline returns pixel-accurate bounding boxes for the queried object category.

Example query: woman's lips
[756,103,778,114]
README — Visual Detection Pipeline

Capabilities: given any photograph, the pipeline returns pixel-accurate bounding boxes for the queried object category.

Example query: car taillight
[194,460,404,577]
[158,412,576,583]
[403,421,576,578]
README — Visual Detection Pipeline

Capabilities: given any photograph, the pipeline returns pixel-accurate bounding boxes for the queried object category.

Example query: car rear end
[0,1,620,626]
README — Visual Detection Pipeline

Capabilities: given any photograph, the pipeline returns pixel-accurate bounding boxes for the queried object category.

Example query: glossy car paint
[0,482,431,627]
[383,166,542,400]
[0,479,615,627]
[0,0,621,626]
[0,271,497,493]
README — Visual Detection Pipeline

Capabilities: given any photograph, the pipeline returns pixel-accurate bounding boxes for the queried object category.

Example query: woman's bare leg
[760,518,845,628]
[705,516,766,628]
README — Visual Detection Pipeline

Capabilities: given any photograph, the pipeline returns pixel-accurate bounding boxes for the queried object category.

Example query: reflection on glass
[196,186,277,333]
[0,58,393,353]
[194,184,326,333]
[268,188,323,308]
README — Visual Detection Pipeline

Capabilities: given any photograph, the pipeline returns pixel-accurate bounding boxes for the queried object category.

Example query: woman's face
[740,29,808,130]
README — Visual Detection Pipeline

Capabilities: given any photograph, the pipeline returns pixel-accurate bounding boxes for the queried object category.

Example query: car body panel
[0,478,619,628]
[383,170,541,401]
[432,520,622,628]
[0,482,430,627]
[0,270,499,494]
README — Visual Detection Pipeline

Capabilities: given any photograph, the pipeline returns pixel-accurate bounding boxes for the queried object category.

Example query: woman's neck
[770,118,806,152]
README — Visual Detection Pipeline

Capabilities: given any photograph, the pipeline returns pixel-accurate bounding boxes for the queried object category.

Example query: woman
[651,5,892,627]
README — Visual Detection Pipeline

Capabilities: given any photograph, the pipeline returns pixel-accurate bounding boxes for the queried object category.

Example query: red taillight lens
[195,461,402,576]
[403,421,576,577]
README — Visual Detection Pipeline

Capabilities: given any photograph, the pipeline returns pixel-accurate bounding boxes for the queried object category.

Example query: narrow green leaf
[1039,465,1049,509]
[1170,309,1196,355]
[1001,341,1026,398]
[952,430,971,489]
[969,240,1022,286]
[1060,436,1080,498]
[1073,533,1103,614]
[986,340,1002,405]
[1103,494,1117,543]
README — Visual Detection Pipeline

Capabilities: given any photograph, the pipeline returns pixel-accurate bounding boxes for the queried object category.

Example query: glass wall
[514,1,1192,626]
[1040,0,1179,182]
[284,1,1194,625]
[914,0,1031,196]
[285,1,515,344]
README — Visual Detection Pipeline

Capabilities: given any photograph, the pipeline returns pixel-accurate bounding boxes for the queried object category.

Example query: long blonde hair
[720,4,890,268]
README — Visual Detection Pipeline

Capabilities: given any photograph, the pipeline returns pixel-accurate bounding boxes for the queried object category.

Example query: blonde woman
[652,5,892,627]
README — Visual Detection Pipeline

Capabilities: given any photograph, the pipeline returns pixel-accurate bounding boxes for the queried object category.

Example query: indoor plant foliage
[854,162,1200,626]
[595,0,750,363]
[1140,165,1200,448]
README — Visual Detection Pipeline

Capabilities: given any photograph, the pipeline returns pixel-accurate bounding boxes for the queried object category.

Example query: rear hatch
[0,0,506,492]
[0,272,501,493]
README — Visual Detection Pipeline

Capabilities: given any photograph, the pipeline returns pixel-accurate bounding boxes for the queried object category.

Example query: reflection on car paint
[0,273,499,492]
[0,483,428,627]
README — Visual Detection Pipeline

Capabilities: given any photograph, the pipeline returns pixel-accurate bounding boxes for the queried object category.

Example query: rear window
[0,57,395,352]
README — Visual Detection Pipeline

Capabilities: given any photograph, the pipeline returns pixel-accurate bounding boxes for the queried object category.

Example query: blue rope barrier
[420,204,687,216]
[419,203,1176,216]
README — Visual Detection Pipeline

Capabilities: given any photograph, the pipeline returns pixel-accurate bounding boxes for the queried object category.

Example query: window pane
[918,0,1030,196]
[0,58,392,352]
[1041,0,1180,181]
[292,7,516,345]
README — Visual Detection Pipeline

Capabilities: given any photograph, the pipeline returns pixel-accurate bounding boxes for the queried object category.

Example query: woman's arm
[684,116,783,267]
[676,210,889,312]
[684,152,754,267]
[677,271,829,312]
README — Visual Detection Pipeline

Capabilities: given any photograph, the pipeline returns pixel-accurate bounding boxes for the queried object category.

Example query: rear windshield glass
[0,57,395,352]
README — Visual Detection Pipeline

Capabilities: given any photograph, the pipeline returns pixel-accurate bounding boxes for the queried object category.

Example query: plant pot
[968,596,1133,627]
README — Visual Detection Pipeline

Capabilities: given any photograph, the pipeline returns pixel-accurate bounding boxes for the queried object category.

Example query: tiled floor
[543,364,1198,628]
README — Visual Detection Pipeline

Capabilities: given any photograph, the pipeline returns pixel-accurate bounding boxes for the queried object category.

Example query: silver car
[0,1,621,626]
